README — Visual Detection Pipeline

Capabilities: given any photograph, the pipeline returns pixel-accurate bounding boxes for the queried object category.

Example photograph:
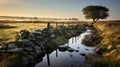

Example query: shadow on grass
[0,24,17,29]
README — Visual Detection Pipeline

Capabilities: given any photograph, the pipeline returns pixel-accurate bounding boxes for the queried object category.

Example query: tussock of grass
[93,21,120,46]
[91,57,120,67]
[91,50,120,67]
[91,21,120,67]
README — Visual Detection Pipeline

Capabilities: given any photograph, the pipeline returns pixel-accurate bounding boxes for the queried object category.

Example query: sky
[0,0,120,20]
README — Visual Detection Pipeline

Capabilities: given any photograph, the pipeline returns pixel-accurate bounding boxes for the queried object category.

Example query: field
[0,21,85,44]
[0,23,46,44]
[0,20,120,67]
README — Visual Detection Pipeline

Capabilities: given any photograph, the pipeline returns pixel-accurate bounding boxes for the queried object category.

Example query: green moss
[46,25,85,51]
[51,36,68,45]
[46,35,68,51]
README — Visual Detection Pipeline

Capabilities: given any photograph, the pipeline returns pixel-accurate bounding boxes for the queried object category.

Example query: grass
[0,21,86,44]
[93,21,120,46]
[0,53,22,67]
[90,50,120,67]
[0,23,48,44]
[91,57,120,67]
[2,20,120,67]
[0,22,63,44]
[0,21,86,67]
[91,21,120,67]
[82,34,101,46]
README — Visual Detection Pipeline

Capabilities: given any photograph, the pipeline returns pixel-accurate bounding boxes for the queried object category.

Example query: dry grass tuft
[91,21,120,67]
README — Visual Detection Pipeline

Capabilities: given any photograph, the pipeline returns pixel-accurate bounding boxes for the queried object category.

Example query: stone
[42,34,49,37]
[15,39,34,47]
[50,34,55,38]
[20,30,30,39]
[43,39,48,43]
[28,34,36,41]
[94,46,107,54]
[80,53,86,56]
[67,48,75,52]
[8,44,17,49]
[0,48,22,52]
[26,55,35,63]
[107,45,113,50]
[23,47,33,52]
[0,44,5,49]
[86,27,89,29]
[58,45,69,52]
[85,48,89,51]
[0,44,7,49]
[7,48,23,52]
[22,52,28,56]
[32,30,42,36]
[36,40,42,46]
[33,46,42,55]
[40,44,45,50]
[28,52,37,58]
[21,57,29,66]
[36,36,42,40]
[79,53,90,60]
[0,45,2,49]
[75,50,79,52]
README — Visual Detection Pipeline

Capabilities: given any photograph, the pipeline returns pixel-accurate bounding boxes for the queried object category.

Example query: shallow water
[35,31,94,67]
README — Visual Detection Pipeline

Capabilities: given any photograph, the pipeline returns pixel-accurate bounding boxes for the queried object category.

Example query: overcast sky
[0,0,120,20]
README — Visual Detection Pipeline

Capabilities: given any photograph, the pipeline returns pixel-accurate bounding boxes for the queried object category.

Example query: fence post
[62,22,64,26]
[68,22,69,27]
[47,22,50,32]
[76,22,77,26]
[56,22,58,28]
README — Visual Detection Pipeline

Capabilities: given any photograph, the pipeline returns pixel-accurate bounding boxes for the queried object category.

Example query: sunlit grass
[92,21,120,67]
[0,22,62,44]
[93,21,120,46]
[0,23,48,44]
[91,49,120,67]
[0,22,85,44]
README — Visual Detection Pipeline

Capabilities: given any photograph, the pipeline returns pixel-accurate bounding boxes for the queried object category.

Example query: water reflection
[47,54,50,66]
[56,49,58,57]
[35,31,94,67]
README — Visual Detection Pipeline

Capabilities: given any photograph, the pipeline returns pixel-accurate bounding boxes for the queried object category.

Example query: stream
[34,29,94,67]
